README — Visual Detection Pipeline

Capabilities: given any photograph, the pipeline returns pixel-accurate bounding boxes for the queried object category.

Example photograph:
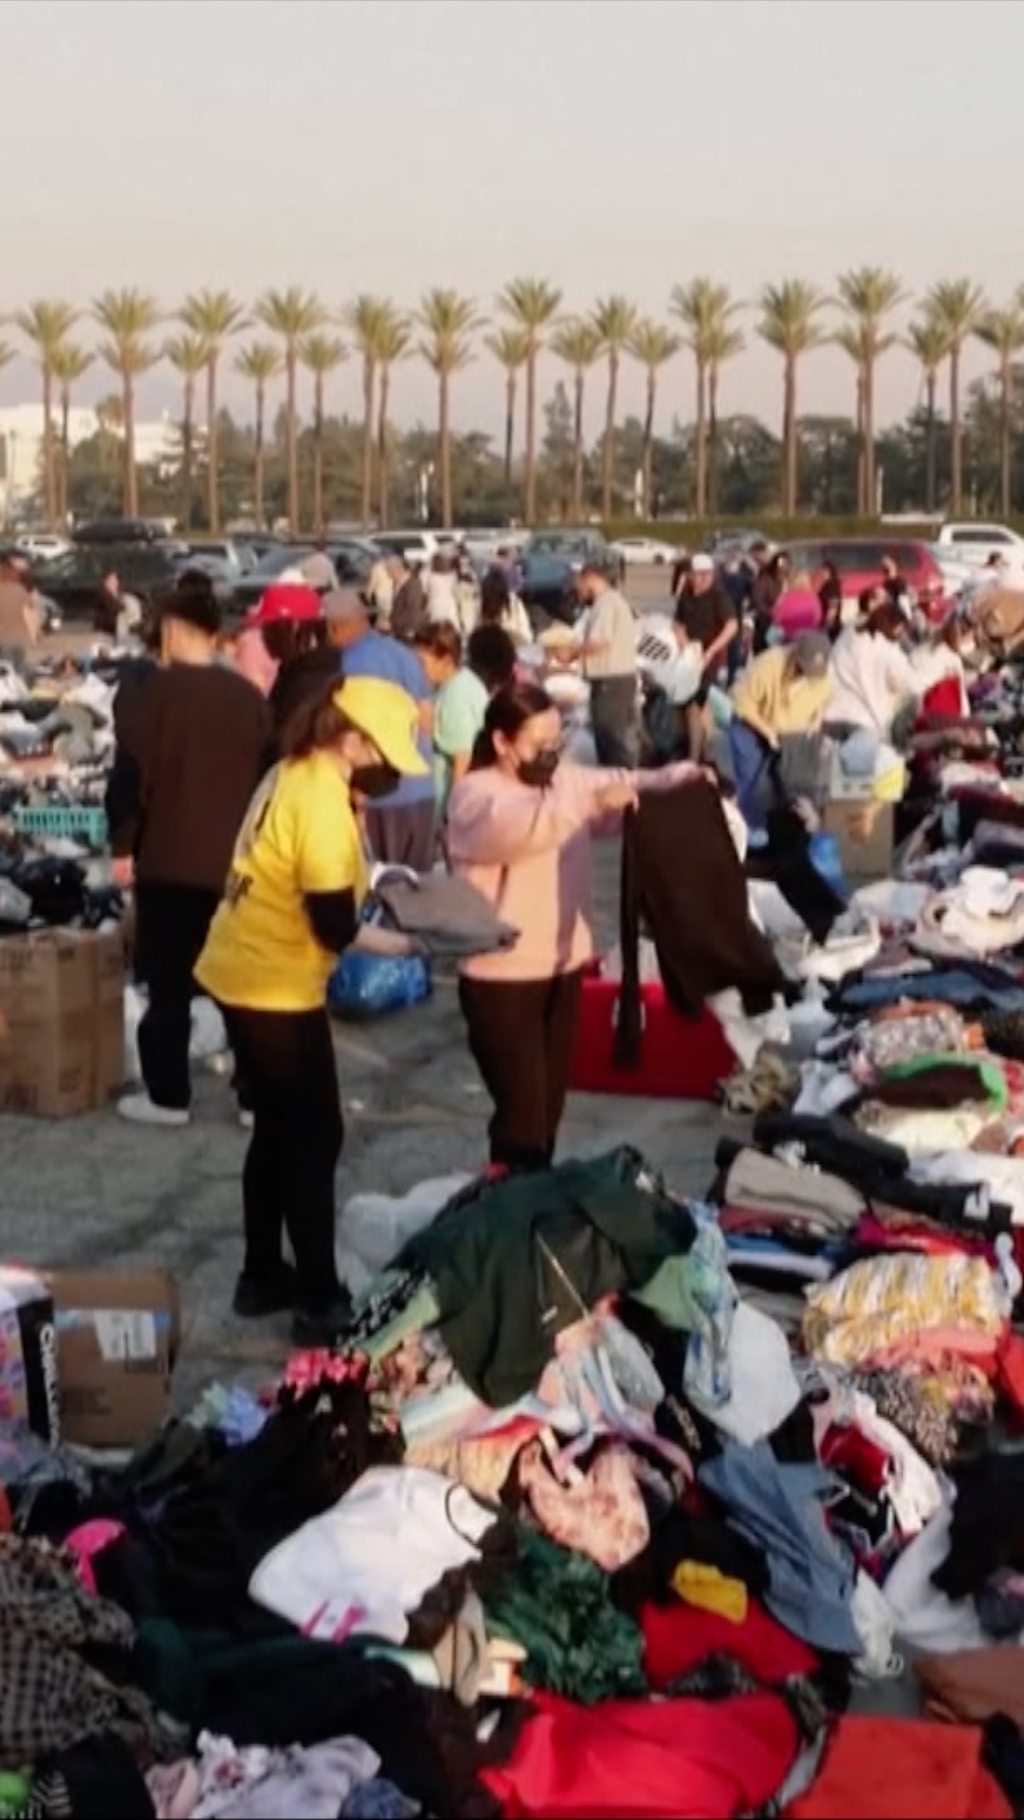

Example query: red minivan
[784,537,942,609]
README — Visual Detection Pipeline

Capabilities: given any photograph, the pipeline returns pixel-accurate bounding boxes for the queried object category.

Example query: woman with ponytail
[447,683,705,1172]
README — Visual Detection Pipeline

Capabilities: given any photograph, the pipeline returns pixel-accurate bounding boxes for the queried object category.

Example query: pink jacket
[447,760,700,981]
[234,626,280,697]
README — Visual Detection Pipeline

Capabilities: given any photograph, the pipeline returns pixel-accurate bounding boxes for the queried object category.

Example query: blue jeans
[728,718,773,837]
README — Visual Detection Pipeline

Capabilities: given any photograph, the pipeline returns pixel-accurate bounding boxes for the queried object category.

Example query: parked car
[461,527,525,564]
[72,518,165,546]
[610,535,679,566]
[231,539,375,613]
[782,537,942,610]
[15,531,72,562]
[370,530,443,566]
[180,538,252,578]
[518,529,619,630]
[936,522,1024,570]
[33,540,185,622]
[706,528,770,559]
[927,542,979,596]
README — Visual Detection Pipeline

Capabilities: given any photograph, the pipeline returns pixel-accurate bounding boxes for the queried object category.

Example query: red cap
[247,582,322,627]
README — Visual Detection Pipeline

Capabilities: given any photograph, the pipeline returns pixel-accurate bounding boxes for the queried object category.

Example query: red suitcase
[569,967,736,1102]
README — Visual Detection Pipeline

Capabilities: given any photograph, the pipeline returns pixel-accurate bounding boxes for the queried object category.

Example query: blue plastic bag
[329,949,432,1019]
[808,831,849,902]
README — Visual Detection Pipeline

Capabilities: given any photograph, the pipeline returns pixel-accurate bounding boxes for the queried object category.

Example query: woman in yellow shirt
[728,632,832,844]
[196,674,428,1345]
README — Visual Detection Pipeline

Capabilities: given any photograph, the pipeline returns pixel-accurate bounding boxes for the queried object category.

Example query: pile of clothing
[5,1137,1024,1818]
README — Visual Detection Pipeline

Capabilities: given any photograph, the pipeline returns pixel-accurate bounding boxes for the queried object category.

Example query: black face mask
[350,762,400,800]
[517,750,560,789]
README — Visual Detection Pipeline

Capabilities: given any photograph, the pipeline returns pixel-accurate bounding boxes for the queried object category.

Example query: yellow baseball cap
[332,675,429,778]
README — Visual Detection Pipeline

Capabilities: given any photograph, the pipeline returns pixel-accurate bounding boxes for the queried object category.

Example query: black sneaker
[290,1292,354,1348]
[232,1264,298,1318]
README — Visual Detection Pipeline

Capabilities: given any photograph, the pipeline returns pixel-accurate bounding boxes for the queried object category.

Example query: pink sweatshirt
[234,626,280,697]
[447,760,700,982]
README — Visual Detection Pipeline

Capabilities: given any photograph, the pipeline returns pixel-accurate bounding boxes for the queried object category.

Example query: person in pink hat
[232,581,337,739]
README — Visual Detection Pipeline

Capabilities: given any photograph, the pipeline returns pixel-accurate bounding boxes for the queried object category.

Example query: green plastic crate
[12,804,109,848]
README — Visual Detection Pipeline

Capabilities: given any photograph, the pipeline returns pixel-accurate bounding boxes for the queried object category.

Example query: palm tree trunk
[59,383,70,523]
[42,368,56,529]
[641,367,655,518]
[950,345,962,515]
[181,375,194,531]
[1001,358,1012,519]
[377,365,390,528]
[925,371,937,515]
[123,372,136,517]
[439,369,452,529]
[708,364,719,518]
[286,347,299,532]
[525,346,537,524]
[206,357,219,534]
[694,357,707,517]
[503,371,515,488]
[254,379,266,527]
[601,350,618,521]
[361,355,374,529]
[783,356,796,517]
[572,368,585,520]
[853,368,865,515]
[864,359,876,517]
[313,374,325,536]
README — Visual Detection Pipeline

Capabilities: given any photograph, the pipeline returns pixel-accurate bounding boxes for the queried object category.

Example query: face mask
[517,750,560,789]
[350,762,400,800]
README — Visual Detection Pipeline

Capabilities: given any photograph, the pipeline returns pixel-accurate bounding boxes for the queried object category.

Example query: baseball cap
[323,587,369,624]
[691,553,715,575]
[247,583,322,627]
[332,675,429,778]
[791,631,830,678]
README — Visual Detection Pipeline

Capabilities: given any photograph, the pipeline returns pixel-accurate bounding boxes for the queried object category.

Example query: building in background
[0,403,178,521]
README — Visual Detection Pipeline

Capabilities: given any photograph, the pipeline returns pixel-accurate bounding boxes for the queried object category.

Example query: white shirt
[582,586,636,680]
[827,629,915,734]
[425,571,461,626]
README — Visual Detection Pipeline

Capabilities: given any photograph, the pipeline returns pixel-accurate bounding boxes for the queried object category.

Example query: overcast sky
[4,0,1021,443]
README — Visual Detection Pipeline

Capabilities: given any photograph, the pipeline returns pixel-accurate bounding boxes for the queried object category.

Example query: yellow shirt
[731,647,832,740]
[196,752,367,1012]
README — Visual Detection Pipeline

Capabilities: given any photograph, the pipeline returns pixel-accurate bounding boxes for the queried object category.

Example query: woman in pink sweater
[447,683,704,1171]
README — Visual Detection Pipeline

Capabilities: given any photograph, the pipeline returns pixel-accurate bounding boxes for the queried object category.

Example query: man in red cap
[239,582,338,735]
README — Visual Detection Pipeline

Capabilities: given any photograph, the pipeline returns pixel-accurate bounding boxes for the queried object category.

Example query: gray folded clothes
[374,871,519,957]
[723,1146,865,1235]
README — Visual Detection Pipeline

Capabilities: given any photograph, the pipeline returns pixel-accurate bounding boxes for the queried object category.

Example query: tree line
[9,272,1024,533]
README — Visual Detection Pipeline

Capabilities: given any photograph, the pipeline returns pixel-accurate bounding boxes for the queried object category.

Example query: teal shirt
[433,667,488,813]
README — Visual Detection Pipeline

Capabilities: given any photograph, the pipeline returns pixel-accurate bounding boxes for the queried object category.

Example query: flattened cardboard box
[45,1269,180,1447]
[0,929,124,1117]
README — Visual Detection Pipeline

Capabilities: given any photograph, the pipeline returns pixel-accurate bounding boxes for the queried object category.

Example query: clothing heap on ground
[6,1114,1024,1817]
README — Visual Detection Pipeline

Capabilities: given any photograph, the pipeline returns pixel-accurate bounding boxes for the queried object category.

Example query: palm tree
[628,320,681,516]
[834,322,871,513]
[552,318,602,521]
[704,316,745,516]
[164,334,209,531]
[906,317,950,515]
[671,280,743,517]
[299,334,347,535]
[50,341,92,522]
[836,268,905,513]
[235,342,281,527]
[15,301,78,528]
[374,308,412,529]
[976,304,1024,517]
[255,288,326,531]
[92,289,161,516]
[485,325,530,489]
[345,295,394,529]
[592,296,637,520]
[757,281,828,515]
[496,279,562,522]
[417,289,481,528]
[179,290,246,533]
[927,280,988,515]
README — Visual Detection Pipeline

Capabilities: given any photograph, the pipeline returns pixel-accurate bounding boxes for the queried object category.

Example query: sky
[3,0,1022,449]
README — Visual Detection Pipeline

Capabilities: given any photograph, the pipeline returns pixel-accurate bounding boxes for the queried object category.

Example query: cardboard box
[46,1269,179,1447]
[0,929,124,1117]
[0,1266,60,1443]
[824,799,895,883]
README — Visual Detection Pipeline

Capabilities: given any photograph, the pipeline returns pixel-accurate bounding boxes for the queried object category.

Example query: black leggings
[459,970,583,1171]
[221,1005,344,1309]
[135,882,221,1110]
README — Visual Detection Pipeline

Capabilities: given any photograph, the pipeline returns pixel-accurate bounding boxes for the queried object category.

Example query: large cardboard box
[824,799,895,883]
[0,929,124,1117]
[46,1269,179,1447]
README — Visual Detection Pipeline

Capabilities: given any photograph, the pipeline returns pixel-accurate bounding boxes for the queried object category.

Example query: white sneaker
[238,1109,255,1131]
[117,1092,190,1128]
